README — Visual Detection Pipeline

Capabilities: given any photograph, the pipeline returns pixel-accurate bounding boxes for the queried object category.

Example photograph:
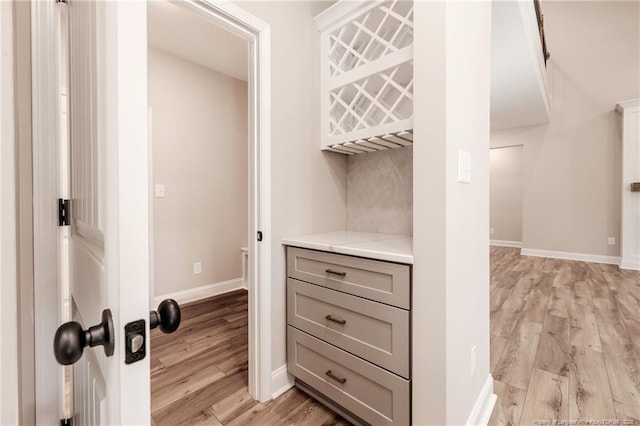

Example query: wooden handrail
[533,0,551,65]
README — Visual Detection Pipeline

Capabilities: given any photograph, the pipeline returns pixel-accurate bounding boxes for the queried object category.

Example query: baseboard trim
[153,277,245,305]
[490,240,523,248]
[271,365,294,400]
[466,375,497,426]
[520,248,621,265]
[620,258,640,271]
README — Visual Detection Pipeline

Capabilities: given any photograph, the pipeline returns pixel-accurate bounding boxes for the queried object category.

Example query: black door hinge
[257,231,263,242]
[58,199,70,226]
[60,418,72,426]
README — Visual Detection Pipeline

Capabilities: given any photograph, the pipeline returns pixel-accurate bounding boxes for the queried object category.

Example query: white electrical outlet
[608,237,616,246]
[490,228,495,235]
[470,346,477,378]
[154,184,165,198]
[193,262,202,275]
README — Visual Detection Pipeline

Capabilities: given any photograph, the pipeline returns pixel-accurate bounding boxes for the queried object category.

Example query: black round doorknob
[53,309,115,365]
[150,299,181,333]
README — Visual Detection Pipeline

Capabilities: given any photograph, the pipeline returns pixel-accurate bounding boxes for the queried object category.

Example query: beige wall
[235,1,347,373]
[491,1,640,257]
[346,146,413,235]
[490,146,523,243]
[413,2,492,424]
[149,48,249,297]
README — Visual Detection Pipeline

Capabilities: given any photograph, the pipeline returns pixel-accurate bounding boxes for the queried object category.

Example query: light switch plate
[154,184,165,198]
[458,150,471,183]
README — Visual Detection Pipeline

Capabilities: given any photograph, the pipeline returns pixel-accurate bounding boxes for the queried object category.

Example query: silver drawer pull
[325,370,347,384]
[325,315,346,325]
[325,269,346,277]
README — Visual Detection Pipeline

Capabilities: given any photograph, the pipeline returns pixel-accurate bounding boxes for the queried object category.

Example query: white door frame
[32,1,65,423]
[31,1,273,420]
[172,0,272,402]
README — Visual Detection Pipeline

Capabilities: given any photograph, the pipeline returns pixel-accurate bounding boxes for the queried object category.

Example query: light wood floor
[150,289,350,426]
[489,247,640,425]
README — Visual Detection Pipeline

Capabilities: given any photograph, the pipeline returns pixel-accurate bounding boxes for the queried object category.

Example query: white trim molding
[31,1,64,423]
[490,240,523,248]
[619,259,640,271]
[521,248,621,265]
[271,365,295,400]
[465,375,497,426]
[617,98,640,272]
[153,278,245,306]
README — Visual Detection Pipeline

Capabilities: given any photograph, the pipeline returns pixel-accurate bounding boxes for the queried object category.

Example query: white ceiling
[491,1,551,130]
[147,1,248,82]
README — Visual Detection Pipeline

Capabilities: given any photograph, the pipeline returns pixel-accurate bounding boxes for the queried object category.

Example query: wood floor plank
[568,346,616,420]
[154,372,249,425]
[551,263,572,289]
[598,331,640,419]
[159,325,249,367]
[547,286,571,319]
[491,335,508,374]
[533,314,570,377]
[152,364,226,412]
[491,292,529,338]
[569,302,602,352]
[488,380,526,426]
[615,404,640,424]
[571,281,593,306]
[225,388,311,426]
[493,320,543,390]
[521,274,554,325]
[209,388,261,424]
[289,403,352,426]
[621,318,640,361]
[520,368,569,424]
[188,409,224,426]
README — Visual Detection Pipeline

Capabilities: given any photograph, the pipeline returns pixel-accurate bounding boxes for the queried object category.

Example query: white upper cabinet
[314,0,414,155]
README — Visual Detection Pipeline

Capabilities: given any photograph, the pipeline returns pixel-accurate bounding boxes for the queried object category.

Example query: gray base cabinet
[286,247,412,425]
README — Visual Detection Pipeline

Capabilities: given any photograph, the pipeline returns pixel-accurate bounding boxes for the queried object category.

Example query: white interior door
[60,0,150,424]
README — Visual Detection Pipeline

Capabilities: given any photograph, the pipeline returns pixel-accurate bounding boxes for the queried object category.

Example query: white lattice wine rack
[315,0,414,155]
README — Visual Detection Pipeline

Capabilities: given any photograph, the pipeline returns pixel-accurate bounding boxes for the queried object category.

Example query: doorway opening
[146,1,256,423]
[147,1,249,421]
[489,144,524,249]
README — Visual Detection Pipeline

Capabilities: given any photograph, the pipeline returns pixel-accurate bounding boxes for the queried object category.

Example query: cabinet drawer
[287,278,410,378]
[288,327,410,426]
[287,247,410,309]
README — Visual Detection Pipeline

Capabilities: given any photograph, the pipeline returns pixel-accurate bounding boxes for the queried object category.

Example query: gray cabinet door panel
[287,327,410,426]
[287,278,410,378]
[287,247,410,309]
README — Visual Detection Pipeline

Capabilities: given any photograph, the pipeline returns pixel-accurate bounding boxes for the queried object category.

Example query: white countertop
[282,231,413,264]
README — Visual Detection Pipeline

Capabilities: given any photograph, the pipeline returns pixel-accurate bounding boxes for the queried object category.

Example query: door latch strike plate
[257,231,263,242]
[124,319,146,364]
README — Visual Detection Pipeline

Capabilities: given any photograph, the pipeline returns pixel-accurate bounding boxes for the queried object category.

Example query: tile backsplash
[346,146,413,235]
